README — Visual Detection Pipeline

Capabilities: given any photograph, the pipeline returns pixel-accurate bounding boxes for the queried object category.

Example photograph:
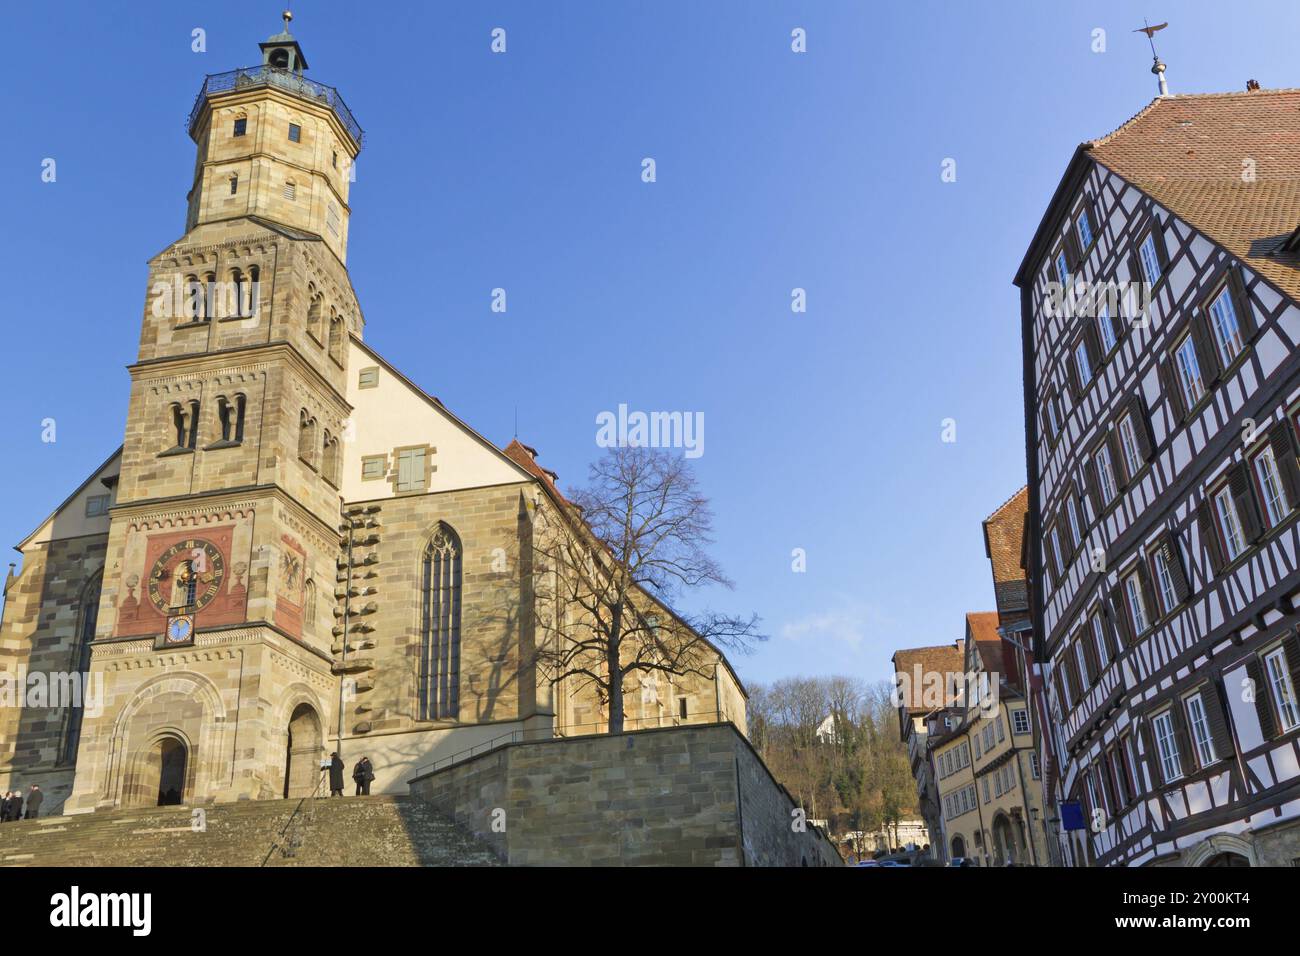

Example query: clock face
[166,615,195,644]
[147,538,226,613]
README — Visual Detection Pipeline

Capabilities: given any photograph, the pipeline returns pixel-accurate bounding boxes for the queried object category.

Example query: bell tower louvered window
[419,524,461,720]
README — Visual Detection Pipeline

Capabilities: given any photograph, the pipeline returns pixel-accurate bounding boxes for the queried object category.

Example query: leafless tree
[533,446,765,733]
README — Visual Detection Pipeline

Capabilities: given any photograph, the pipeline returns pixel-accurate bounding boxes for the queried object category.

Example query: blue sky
[2,1,1297,689]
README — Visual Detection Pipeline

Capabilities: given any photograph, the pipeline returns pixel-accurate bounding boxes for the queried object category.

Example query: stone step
[0,796,502,867]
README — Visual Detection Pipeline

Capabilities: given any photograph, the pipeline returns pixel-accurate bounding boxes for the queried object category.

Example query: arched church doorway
[283,703,323,798]
[1203,851,1250,867]
[156,737,187,806]
[992,813,1020,865]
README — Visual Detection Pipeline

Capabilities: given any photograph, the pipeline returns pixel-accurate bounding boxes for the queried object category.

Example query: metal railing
[187,66,364,146]
[410,710,737,779]
[259,771,325,867]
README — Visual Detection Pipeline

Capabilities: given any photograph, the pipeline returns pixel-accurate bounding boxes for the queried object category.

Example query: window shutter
[1064,231,1083,272]
[1227,461,1263,543]
[1101,604,1123,659]
[1136,559,1159,622]
[1128,395,1155,463]
[1201,681,1235,761]
[1083,459,1102,521]
[1098,754,1118,812]
[1267,420,1300,509]
[1083,323,1103,370]
[1158,531,1190,604]
[1160,356,1186,424]
[1109,591,1132,647]
[1107,432,1127,490]
[1197,497,1226,575]
[1066,353,1082,402]
[1140,719,1163,786]
[1191,312,1222,384]
[1151,217,1170,270]
[1043,532,1058,587]
[1054,669,1068,714]
[1087,196,1101,248]
[1080,627,1099,685]
[1065,651,1083,705]
[1245,656,1277,741]
[1227,267,1256,340]
[1282,632,1300,704]
[1169,704,1193,775]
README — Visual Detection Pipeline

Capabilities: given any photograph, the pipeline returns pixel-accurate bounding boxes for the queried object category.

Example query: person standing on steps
[353,756,374,796]
[24,785,42,819]
[0,792,10,822]
[6,791,23,822]
[327,752,345,797]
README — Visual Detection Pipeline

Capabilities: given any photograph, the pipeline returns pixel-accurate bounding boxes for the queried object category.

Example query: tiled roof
[983,486,1028,585]
[502,438,566,503]
[966,610,1021,692]
[1087,89,1300,302]
[891,642,966,715]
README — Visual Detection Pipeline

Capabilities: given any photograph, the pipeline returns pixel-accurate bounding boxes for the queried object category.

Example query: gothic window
[62,574,101,765]
[322,430,340,487]
[419,524,462,720]
[328,312,344,365]
[307,289,323,343]
[216,394,246,445]
[303,579,317,636]
[298,409,316,465]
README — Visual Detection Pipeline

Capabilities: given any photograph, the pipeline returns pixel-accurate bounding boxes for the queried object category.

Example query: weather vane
[1133,19,1170,96]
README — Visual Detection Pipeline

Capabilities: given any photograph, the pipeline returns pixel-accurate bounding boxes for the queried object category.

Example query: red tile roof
[966,611,1021,693]
[891,642,967,716]
[1087,89,1300,301]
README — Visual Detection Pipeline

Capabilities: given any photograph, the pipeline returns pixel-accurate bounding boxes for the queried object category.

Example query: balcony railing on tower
[187,65,364,148]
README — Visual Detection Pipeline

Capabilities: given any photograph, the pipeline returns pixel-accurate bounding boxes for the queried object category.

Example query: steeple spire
[261,8,309,73]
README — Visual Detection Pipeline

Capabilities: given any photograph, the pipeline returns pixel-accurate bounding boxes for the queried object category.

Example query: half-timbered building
[1016,88,1300,867]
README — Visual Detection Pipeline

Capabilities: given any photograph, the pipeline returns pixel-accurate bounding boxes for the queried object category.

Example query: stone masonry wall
[408,722,841,867]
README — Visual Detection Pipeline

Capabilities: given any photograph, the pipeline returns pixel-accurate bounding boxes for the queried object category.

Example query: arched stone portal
[284,703,323,798]
[123,734,190,807]
[157,737,187,805]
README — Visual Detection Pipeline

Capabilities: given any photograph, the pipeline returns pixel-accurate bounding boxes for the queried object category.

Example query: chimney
[1247,79,1261,91]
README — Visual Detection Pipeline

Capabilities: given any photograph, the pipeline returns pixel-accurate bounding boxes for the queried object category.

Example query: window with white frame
[1012,709,1030,735]
[1152,709,1183,782]
[1175,336,1205,409]
[84,494,110,518]
[1056,250,1070,287]
[1139,233,1162,285]
[1213,486,1247,561]
[1077,208,1094,250]
[1084,767,1102,815]
[1252,446,1289,528]
[1151,547,1178,615]
[1051,526,1065,575]
[1074,341,1093,387]
[1125,571,1150,635]
[1047,396,1061,439]
[1091,614,1110,669]
[1184,692,1217,767]
[1208,286,1244,367]
[1030,752,1041,779]
[996,715,1005,742]
[1265,647,1300,732]
[1118,413,1144,479]
[1096,445,1118,504]
[1066,497,1082,548]
[1075,641,1091,689]
[1098,302,1116,353]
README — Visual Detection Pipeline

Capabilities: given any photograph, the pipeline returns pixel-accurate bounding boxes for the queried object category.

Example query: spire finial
[1133,19,1170,96]
[282,8,293,32]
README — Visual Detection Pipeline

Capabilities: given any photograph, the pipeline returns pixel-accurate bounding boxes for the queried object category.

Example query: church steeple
[260,10,309,74]
[184,12,362,262]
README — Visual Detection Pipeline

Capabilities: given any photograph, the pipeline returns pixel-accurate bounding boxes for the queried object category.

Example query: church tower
[65,13,363,811]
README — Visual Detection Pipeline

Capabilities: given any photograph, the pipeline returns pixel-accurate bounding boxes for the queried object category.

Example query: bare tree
[533,446,765,733]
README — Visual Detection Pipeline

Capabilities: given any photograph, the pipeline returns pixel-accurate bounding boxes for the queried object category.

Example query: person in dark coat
[24,786,42,819]
[327,752,345,797]
[0,792,10,822]
[6,792,22,821]
[352,756,374,796]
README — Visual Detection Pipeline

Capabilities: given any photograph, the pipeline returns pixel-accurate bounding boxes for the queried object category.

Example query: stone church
[0,17,747,816]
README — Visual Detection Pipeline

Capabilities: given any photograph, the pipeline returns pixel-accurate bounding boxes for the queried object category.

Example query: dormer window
[233,117,247,137]
[288,123,301,143]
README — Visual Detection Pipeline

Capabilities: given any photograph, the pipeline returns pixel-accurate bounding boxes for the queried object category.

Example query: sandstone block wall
[408,722,841,867]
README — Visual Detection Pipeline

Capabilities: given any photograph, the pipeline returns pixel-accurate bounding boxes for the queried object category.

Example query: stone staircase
[0,795,503,867]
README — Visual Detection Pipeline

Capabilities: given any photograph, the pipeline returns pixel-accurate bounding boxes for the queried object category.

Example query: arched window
[216,394,246,444]
[246,265,260,317]
[298,409,316,465]
[183,274,202,321]
[230,268,246,318]
[321,430,339,487]
[62,574,101,765]
[203,272,216,321]
[186,400,200,449]
[307,289,323,342]
[420,524,462,720]
[327,311,344,365]
[303,579,317,636]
